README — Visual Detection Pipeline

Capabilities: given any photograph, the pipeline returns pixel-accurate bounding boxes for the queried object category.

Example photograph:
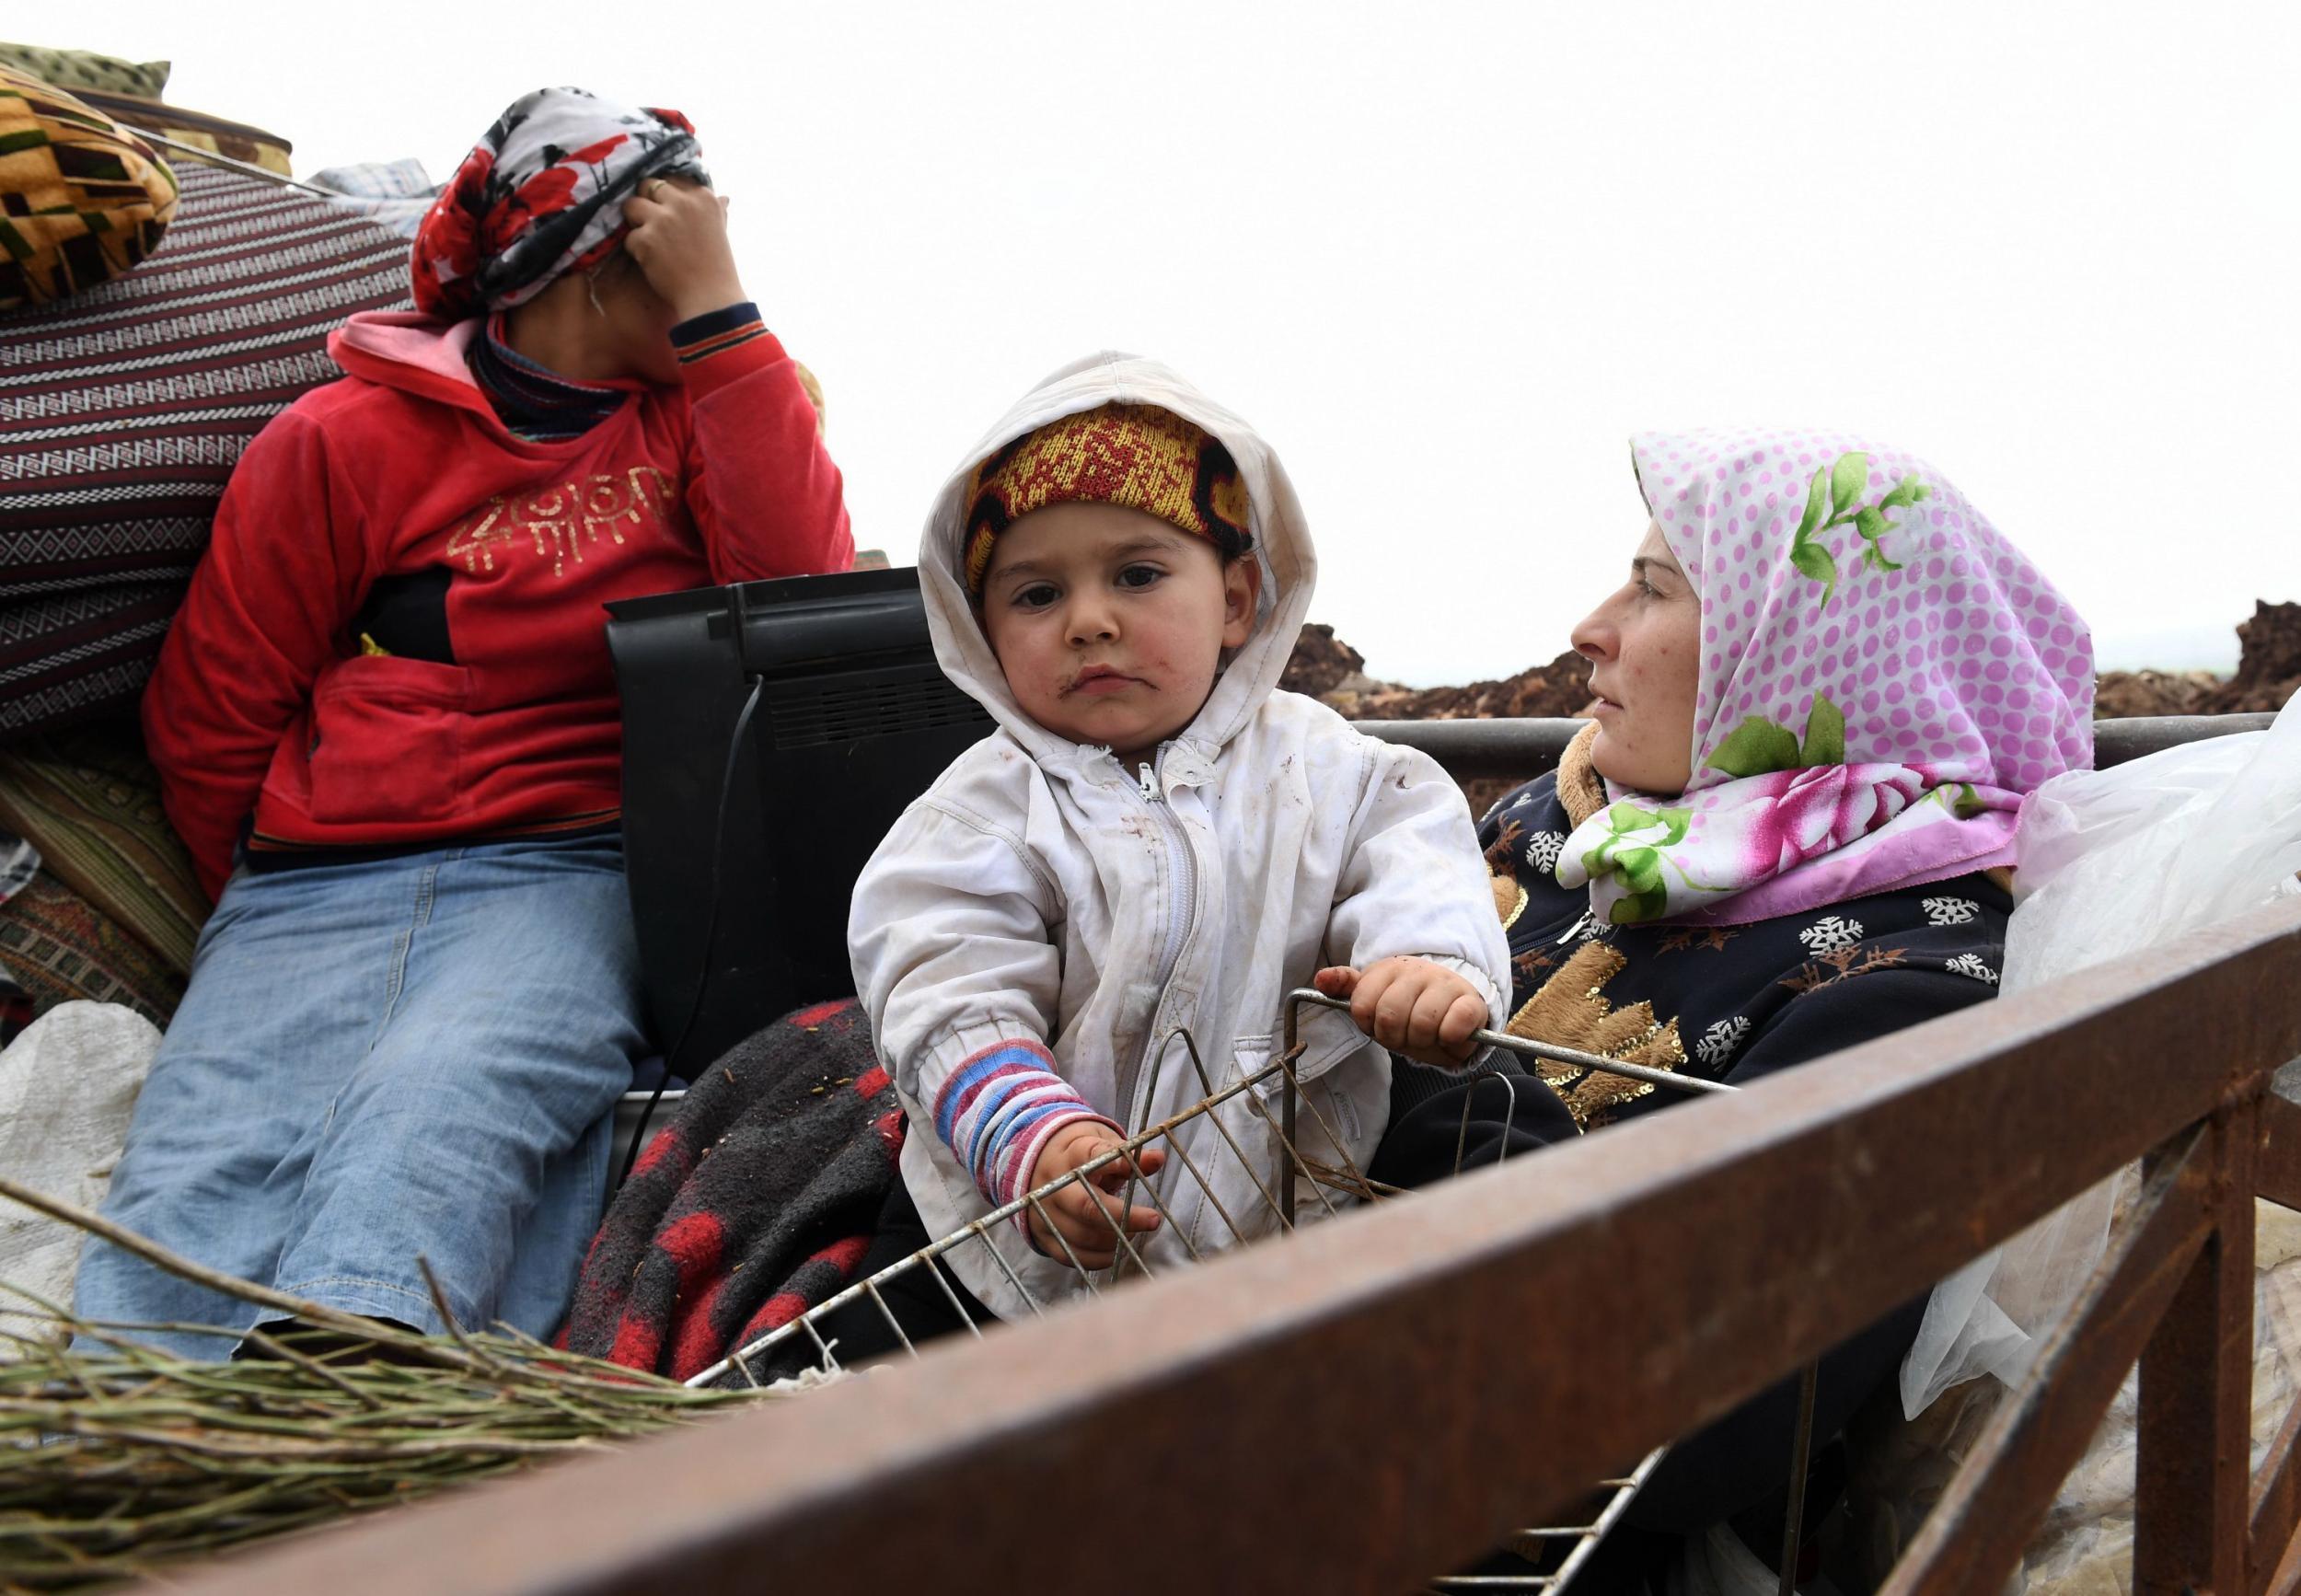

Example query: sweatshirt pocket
[1243,1007,1366,1096]
[305,656,470,824]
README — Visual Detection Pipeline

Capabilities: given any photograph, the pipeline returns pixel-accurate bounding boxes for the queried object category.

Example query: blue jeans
[74,833,643,1359]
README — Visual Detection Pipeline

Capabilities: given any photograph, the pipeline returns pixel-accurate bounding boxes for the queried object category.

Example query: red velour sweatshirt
[145,309,853,898]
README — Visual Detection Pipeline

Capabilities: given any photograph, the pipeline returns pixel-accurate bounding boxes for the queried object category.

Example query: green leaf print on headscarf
[1936,781,1988,819]
[1787,452,1932,607]
[1579,802,1698,923]
[1704,692,1846,778]
[1799,692,1845,765]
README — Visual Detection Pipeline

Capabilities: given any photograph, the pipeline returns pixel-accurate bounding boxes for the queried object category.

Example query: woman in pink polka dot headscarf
[1556,427,2096,927]
[1371,431,2096,1577]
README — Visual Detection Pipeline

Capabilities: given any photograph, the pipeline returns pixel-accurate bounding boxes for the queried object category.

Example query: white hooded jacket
[849,353,1509,1316]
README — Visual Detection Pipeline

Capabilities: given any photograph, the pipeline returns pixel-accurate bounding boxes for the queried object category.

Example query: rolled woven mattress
[0,162,411,738]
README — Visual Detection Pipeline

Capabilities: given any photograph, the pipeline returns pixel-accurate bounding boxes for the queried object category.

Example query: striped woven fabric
[0,716,207,974]
[0,161,411,738]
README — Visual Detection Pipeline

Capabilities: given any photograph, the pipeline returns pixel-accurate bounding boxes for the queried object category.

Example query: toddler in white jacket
[845,354,1510,1338]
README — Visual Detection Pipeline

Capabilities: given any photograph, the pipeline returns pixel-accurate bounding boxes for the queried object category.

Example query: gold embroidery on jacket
[1659,925,1740,954]
[1492,873,1529,930]
[445,467,679,577]
[1485,817,1525,873]
[1780,943,1908,996]
[1506,940,1685,1128]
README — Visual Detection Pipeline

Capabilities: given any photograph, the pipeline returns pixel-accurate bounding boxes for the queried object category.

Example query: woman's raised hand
[621,179,747,323]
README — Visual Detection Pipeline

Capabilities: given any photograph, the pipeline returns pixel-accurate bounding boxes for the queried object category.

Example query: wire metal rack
[685,989,1812,1594]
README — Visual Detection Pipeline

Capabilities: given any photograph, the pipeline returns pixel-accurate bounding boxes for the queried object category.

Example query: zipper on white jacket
[1114,752,1200,1154]
[1137,759,1197,1002]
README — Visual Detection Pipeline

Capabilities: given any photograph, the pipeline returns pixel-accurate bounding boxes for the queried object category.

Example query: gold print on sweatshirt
[445,468,680,578]
[1506,941,1686,1129]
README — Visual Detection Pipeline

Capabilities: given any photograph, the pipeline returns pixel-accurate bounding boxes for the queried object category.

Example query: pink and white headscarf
[1555,427,2095,926]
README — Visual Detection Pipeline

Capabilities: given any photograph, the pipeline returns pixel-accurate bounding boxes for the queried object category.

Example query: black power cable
[612,661,766,1191]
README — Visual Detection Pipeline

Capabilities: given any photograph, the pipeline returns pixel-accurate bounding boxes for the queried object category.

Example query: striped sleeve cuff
[669,300,769,361]
[932,1038,1116,1210]
[669,300,787,398]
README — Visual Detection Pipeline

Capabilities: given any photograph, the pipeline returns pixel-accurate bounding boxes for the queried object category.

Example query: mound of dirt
[1289,599,2299,729]
[1276,623,1367,700]
[2202,600,2301,714]
[1341,651,1595,722]
[1281,604,2295,814]
[1282,626,1592,723]
[2092,669,2223,719]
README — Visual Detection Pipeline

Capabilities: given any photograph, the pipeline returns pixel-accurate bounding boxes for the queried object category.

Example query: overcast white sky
[71,1,2300,683]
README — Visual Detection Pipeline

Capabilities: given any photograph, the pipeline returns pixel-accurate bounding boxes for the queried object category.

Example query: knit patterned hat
[963,403,1253,594]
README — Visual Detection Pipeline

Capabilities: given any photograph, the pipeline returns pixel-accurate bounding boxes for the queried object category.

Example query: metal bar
[927,1255,990,1340]
[1880,1121,2216,1596]
[1112,1149,1205,1261]
[1775,1360,1820,1596]
[1544,1447,1666,1591]
[1281,1003,1301,1226]
[2250,1395,2301,1596]
[2264,1532,2301,1596]
[1164,1127,1277,1240]
[977,1220,1064,1307]
[1023,1194,1106,1288]
[126,126,341,196]
[168,896,2301,1596]
[2136,1095,2261,1596]
[1288,988,1736,1097]
[1455,1070,1522,1176]
[2091,712,2277,766]
[1498,1047,1729,1097]
[1344,711,2272,782]
[1349,717,1587,780]
[1234,1072,1347,1220]
[860,1279,914,1358]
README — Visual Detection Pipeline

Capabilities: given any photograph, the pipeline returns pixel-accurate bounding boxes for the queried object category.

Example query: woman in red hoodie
[75,87,852,1358]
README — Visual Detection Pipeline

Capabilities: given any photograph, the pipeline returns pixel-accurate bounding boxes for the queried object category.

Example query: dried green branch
[0,1176,790,1592]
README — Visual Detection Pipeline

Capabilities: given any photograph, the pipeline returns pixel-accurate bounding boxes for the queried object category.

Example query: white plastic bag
[0,1001,160,1353]
[1901,688,2301,1415]
[1670,1521,1791,1596]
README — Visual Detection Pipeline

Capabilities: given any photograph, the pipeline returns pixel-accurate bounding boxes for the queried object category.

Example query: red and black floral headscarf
[411,87,706,320]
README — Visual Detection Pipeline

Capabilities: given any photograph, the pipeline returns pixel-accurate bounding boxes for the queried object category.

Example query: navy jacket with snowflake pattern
[1474,767,2009,1129]
[1371,760,2010,1176]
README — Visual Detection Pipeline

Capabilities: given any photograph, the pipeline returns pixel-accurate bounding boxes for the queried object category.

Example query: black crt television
[606,568,995,1074]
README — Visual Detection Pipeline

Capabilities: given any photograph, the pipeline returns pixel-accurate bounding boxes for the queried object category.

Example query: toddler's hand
[1315,958,1488,1070]
[621,179,747,322]
[1023,1122,1167,1269]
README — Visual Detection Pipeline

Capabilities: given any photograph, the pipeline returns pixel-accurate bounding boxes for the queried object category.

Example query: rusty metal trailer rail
[164,883,2301,1594]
